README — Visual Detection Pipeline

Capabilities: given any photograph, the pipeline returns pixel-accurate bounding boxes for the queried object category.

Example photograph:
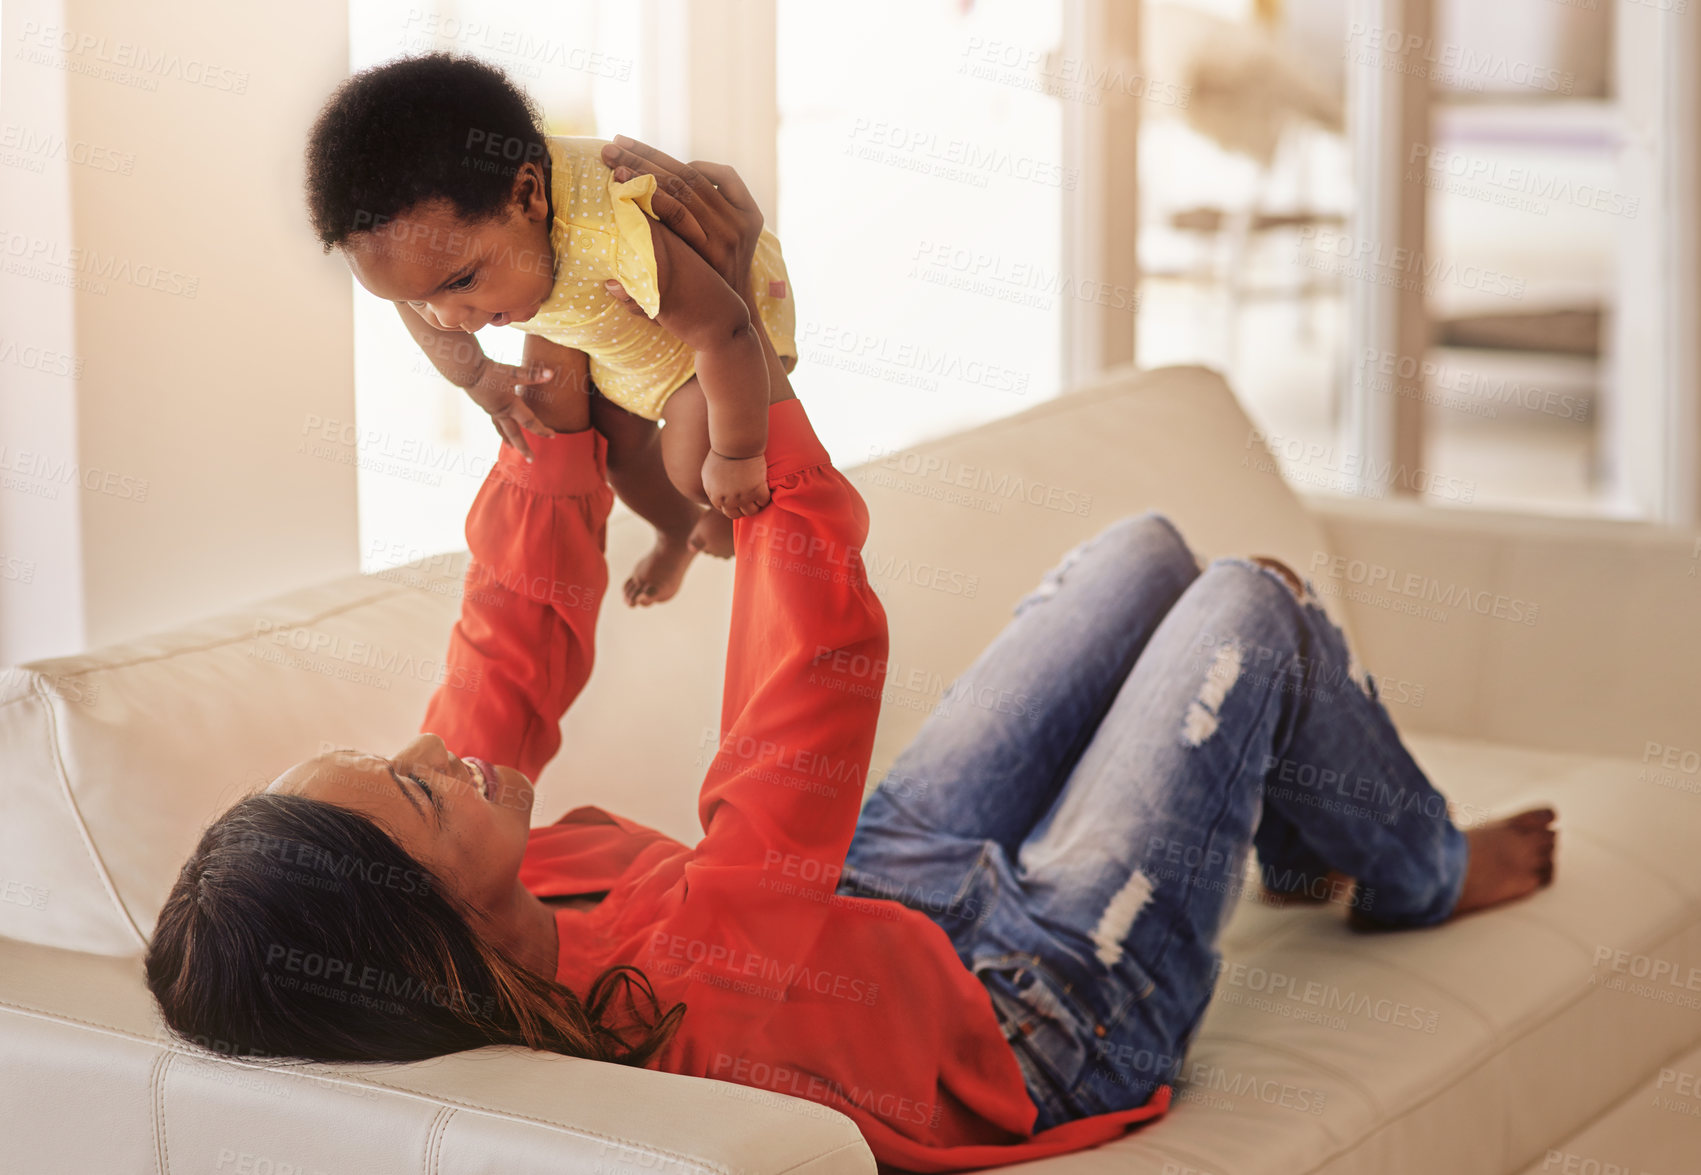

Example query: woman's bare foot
[623,529,698,607]
[1449,807,1557,917]
[689,508,735,559]
[1349,807,1557,930]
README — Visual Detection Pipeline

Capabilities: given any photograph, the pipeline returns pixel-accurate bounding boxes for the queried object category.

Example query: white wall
[0,0,360,662]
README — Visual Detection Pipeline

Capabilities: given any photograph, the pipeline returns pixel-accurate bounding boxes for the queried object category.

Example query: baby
[304,53,798,605]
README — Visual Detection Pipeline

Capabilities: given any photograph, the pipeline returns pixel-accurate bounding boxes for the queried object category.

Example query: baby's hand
[702,450,770,519]
[464,359,559,462]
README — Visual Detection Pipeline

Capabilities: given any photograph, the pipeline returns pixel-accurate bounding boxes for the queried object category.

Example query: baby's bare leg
[592,394,707,607]
[658,297,795,558]
[659,379,734,558]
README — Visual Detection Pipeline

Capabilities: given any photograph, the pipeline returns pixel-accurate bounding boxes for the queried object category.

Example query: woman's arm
[418,345,614,781]
[689,440,889,876]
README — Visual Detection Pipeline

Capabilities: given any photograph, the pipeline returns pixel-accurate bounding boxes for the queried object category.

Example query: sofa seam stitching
[0,1001,734,1174]
[31,674,149,951]
[11,584,415,680]
[425,1104,452,1175]
[768,1137,868,1175]
[1293,920,1701,1173]
[151,1048,173,1175]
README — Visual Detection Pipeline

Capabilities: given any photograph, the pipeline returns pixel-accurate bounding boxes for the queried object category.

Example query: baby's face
[342,163,555,333]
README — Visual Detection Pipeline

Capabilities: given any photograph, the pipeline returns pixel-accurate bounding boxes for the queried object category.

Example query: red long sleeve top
[420,399,1169,1171]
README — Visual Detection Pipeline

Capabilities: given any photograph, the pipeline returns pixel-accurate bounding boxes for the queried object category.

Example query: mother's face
[266,734,535,915]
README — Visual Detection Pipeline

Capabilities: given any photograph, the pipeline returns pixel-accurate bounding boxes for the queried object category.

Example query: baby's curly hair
[305,52,549,253]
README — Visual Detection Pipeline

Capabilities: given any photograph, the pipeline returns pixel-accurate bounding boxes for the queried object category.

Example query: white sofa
[3,365,1699,1174]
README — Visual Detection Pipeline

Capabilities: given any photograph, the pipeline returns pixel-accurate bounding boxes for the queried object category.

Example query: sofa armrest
[1308,495,1701,760]
[0,935,876,1175]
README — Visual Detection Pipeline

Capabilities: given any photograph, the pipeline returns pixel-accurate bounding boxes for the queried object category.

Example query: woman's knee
[1100,511,1202,577]
[1187,558,1312,649]
[1248,555,1304,600]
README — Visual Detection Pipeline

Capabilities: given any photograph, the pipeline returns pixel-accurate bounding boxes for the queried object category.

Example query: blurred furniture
[4,365,1700,1173]
[1144,4,1349,374]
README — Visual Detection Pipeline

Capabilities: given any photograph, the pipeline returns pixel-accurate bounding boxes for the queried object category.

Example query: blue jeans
[837,513,1468,1131]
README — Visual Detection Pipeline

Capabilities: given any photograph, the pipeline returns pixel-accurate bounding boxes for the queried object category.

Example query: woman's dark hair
[304,52,549,252]
[146,793,683,1067]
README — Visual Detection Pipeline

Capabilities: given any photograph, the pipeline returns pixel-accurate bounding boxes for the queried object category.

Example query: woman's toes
[1511,807,1557,830]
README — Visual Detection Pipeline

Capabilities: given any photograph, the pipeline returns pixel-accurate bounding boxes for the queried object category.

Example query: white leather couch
[4,365,1699,1174]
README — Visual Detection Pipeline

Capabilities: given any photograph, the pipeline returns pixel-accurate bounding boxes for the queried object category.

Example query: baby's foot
[689,508,735,559]
[1348,806,1556,930]
[624,530,698,607]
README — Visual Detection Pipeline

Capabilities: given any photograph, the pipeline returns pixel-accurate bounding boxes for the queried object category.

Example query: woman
[146,141,1557,1172]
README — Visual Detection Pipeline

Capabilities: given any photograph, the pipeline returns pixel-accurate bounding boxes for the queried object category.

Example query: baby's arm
[643,217,772,518]
[394,302,562,461]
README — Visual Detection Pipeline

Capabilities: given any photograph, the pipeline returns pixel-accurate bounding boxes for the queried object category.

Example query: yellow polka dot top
[513,136,797,422]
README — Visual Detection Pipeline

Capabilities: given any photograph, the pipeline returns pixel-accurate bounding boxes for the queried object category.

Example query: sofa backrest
[0,364,1340,954]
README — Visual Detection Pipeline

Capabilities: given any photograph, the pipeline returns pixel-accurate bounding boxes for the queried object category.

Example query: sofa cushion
[0,935,872,1175]
[1513,1038,1701,1174]
[0,364,1334,952]
[3,735,1695,1174]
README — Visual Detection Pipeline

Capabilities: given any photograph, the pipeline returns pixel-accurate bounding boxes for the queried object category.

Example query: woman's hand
[600,135,764,306]
[702,450,771,519]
